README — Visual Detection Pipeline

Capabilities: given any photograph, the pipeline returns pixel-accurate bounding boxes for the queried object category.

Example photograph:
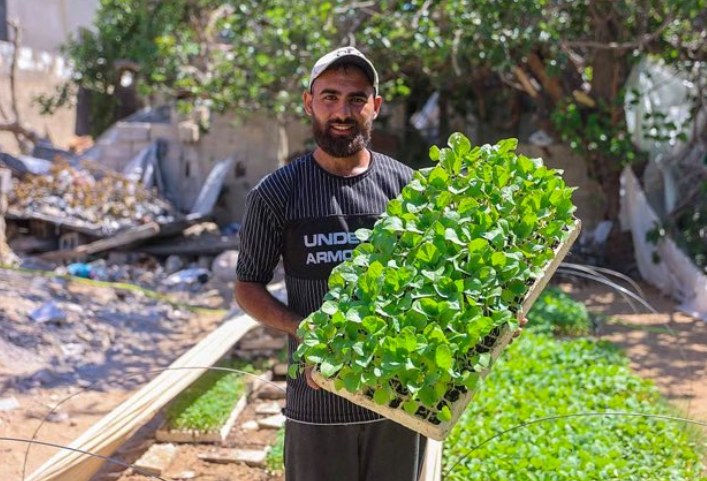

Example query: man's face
[304,65,382,158]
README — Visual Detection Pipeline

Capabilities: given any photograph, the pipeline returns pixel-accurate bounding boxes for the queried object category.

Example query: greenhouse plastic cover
[620,167,707,321]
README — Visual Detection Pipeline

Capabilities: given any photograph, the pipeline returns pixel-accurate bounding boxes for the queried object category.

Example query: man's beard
[312,116,372,158]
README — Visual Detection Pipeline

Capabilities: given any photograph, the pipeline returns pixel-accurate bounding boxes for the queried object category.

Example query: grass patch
[526,287,591,336]
[444,332,707,480]
[164,359,265,432]
[266,427,285,473]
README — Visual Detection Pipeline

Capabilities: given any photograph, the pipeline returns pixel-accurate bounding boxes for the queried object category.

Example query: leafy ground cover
[163,360,262,432]
[526,287,591,336]
[443,332,707,480]
[294,134,577,424]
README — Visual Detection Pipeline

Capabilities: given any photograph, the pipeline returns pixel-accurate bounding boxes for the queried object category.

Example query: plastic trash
[163,268,211,286]
[67,263,93,279]
[29,301,67,324]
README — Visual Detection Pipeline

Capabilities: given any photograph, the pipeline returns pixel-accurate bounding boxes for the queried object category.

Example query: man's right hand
[304,365,321,390]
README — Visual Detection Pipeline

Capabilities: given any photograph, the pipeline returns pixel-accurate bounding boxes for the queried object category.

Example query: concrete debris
[199,448,268,468]
[255,381,287,401]
[29,301,67,324]
[0,397,20,412]
[173,471,198,480]
[273,363,288,377]
[212,250,238,283]
[165,254,184,274]
[163,268,211,287]
[133,443,178,476]
[257,414,286,430]
[255,401,282,416]
[241,420,260,432]
[8,161,179,236]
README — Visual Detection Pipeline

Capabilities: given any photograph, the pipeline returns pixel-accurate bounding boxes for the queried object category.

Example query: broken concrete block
[134,443,178,476]
[273,363,288,377]
[241,420,259,431]
[174,471,197,480]
[255,401,282,416]
[115,122,151,143]
[0,397,20,412]
[255,381,286,401]
[257,414,286,430]
[179,121,200,144]
[212,250,239,283]
[199,448,268,468]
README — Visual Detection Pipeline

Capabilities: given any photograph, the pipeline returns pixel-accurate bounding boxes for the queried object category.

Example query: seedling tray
[313,220,581,441]
[155,392,248,443]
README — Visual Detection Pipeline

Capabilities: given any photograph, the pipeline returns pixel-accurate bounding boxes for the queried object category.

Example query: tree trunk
[588,0,630,221]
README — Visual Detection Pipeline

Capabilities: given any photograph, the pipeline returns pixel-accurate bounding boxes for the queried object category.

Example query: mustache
[327,118,358,127]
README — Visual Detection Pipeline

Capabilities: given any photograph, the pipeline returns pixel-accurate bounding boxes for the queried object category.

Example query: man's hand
[508,317,528,345]
[304,365,320,390]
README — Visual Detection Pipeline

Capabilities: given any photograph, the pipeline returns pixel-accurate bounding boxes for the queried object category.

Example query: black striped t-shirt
[236,151,414,424]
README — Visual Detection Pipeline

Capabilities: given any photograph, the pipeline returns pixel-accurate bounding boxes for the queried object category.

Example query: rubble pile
[9,162,179,235]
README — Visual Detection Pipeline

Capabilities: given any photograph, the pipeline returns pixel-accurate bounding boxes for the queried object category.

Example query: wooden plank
[6,209,105,237]
[26,313,259,481]
[40,222,160,262]
[313,220,582,441]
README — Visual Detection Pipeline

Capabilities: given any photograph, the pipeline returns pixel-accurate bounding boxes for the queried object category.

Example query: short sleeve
[236,189,284,284]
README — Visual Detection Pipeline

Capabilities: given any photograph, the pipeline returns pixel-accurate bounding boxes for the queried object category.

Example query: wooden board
[313,220,581,441]
[26,313,259,481]
[41,222,160,261]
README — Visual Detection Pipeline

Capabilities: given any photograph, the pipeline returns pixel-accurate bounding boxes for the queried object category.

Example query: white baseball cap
[308,47,379,96]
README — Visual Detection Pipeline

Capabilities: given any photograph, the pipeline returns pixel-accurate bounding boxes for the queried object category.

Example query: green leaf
[448,132,472,156]
[429,145,441,161]
[320,358,343,377]
[435,344,453,371]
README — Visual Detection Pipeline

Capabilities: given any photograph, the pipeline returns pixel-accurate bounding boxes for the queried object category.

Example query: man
[235,47,426,481]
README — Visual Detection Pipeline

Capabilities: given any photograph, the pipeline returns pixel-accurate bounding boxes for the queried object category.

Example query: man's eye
[352,97,366,104]
[323,95,337,101]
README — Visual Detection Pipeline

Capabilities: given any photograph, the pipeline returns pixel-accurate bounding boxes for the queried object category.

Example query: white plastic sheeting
[620,167,707,321]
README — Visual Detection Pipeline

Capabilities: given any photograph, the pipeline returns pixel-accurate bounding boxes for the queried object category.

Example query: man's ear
[303,90,313,116]
[373,94,383,119]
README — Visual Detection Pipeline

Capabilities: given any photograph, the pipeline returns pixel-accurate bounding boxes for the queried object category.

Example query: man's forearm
[234,280,302,338]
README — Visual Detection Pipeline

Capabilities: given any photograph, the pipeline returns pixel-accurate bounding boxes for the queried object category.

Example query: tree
[49,0,707,224]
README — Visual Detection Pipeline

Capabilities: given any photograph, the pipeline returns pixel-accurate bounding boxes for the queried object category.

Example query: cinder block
[114,122,151,143]
[149,122,178,142]
[178,121,200,144]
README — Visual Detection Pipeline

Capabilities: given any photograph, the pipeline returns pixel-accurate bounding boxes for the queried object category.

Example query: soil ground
[1,275,705,481]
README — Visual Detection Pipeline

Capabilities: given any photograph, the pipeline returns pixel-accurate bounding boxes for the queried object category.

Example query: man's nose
[332,101,352,120]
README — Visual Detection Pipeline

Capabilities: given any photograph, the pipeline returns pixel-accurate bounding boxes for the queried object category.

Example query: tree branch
[564,12,674,51]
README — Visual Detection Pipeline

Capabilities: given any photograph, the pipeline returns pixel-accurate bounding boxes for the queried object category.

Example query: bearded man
[235,47,427,480]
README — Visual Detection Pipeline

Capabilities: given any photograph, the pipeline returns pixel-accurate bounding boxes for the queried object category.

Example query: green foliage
[527,287,591,336]
[164,359,260,432]
[266,427,285,473]
[293,133,577,423]
[444,332,707,481]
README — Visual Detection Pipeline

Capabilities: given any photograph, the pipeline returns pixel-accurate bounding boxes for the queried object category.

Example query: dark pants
[284,420,427,481]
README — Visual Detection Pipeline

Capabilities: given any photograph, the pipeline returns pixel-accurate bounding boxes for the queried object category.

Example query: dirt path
[566,280,707,423]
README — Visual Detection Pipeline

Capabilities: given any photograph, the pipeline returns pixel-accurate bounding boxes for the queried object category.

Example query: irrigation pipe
[3,437,170,481]
[562,262,647,299]
[444,411,707,476]
[558,263,640,313]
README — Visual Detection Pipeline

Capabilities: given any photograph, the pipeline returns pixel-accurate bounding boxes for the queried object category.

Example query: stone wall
[91,109,312,225]
[6,0,99,53]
